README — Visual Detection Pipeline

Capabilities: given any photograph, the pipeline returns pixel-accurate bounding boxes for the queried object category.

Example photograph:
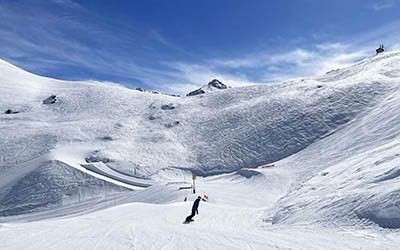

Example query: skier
[185,196,202,223]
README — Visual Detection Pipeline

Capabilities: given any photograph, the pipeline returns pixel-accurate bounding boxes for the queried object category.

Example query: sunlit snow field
[1,52,400,249]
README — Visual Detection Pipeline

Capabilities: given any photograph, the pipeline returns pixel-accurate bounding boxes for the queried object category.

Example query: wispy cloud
[165,17,400,92]
[0,1,186,89]
[0,0,255,95]
[1,0,400,96]
[368,0,395,11]
[170,42,367,87]
[162,62,255,94]
[51,0,85,10]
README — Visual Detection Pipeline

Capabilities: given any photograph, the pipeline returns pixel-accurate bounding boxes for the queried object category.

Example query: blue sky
[1,0,400,94]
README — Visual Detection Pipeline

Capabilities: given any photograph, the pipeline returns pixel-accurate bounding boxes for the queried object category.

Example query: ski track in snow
[0,185,398,250]
[1,52,400,249]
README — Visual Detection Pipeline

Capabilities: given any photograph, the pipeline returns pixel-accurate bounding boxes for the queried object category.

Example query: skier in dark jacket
[185,196,202,222]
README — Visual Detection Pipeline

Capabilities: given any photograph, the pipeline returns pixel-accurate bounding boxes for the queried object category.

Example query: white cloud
[170,19,400,89]
[0,1,184,90]
[200,42,369,84]
[392,43,400,50]
[51,0,85,10]
[368,1,395,11]
[2,1,400,97]
[315,42,347,51]
[268,49,314,66]
[158,62,255,95]
[146,27,398,94]
[166,83,202,95]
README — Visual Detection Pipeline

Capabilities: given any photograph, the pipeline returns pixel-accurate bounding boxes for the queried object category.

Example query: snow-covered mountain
[186,78,230,96]
[1,52,400,249]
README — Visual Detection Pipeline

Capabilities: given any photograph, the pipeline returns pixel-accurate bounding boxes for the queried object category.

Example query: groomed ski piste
[1,51,400,249]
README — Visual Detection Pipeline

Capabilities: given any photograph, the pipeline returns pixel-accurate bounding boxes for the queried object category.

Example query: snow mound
[0,160,126,216]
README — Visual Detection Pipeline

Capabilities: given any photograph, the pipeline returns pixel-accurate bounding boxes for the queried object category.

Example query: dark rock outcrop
[165,121,180,128]
[43,95,58,104]
[161,103,176,110]
[4,109,19,114]
[186,79,230,96]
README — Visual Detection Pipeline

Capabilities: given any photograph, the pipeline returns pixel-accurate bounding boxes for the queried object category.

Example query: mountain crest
[207,79,229,89]
[186,79,230,96]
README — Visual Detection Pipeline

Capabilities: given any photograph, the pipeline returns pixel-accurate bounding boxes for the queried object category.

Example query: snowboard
[183,218,194,224]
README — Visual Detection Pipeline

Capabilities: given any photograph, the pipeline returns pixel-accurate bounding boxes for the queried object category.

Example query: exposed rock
[165,121,180,128]
[187,89,206,96]
[43,95,58,104]
[161,103,176,110]
[85,150,111,163]
[97,136,114,141]
[187,79,230,96]
[207,79,229,90]
[4,109,19,114]
[85,155,110,163]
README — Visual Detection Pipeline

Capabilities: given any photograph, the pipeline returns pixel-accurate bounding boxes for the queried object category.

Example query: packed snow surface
[1,52,400,249]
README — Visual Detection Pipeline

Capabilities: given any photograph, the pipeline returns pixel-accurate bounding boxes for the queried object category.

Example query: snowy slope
[265,52,400,229]
[1,199,399,250]
[1,172,399,250]
[0,54,389,215]
[1,52,400,249]
[272,82,400,228]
